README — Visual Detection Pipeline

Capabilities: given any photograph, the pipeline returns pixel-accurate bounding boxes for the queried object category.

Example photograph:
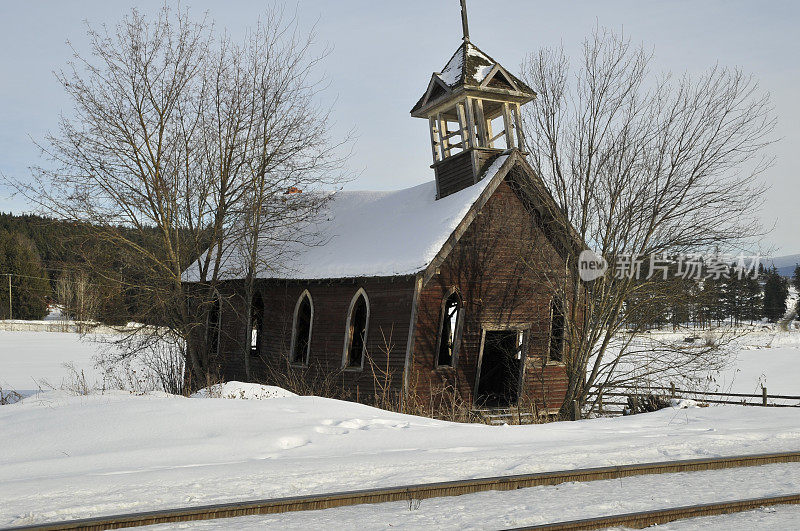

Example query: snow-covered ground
[0,330,115,398]
[594,325,800,401]
[3,388,800,527]
[654,504,800,530]
[138,463,800,530]
[1,325,799,527]
[715,327,800,396]
[2,323,798,400]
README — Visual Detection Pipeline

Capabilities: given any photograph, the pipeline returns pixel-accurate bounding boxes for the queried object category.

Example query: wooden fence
[588,383,800,416]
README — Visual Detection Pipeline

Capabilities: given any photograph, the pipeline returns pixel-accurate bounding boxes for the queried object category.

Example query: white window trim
[342,288,370,371]
[434,288,464,369]
[289,290,313,367]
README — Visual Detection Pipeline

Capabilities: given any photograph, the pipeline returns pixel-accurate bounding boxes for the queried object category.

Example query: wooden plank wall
[411,179,571,411]
[215,277,416,404]
[434,150,474,198]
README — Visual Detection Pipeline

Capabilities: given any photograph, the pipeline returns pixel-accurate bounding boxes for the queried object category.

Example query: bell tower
[411,0,536,199]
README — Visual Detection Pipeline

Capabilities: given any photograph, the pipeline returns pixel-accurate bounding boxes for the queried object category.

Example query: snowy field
[716,327,800,396]
[1,324,799,528]
[593,324,800,403]
[3,388,800,527]
[0,330,116,398]
[3,322,799,399]
[139,463,800,530]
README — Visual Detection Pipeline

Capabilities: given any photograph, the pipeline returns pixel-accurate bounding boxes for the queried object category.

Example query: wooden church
[206,3,584,416]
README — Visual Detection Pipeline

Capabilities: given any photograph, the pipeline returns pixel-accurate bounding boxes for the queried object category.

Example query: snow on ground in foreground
[3,391,800,527]
[191,381,296,400]
[653,504,800,530]
[141,463,800,530]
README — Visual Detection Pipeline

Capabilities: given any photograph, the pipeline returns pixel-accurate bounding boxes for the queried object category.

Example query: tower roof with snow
[410,42,535,118]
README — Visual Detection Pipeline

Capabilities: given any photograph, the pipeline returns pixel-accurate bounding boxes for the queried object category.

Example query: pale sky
[0,1,797,254]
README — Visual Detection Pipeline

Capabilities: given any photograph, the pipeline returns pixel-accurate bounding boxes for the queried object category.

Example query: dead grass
[0,386,23,405]
[252,326,560,425]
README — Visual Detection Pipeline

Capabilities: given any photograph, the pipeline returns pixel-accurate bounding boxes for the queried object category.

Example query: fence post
[762,386,768,407]
[598,392,604,415]
[573,400,580,421]
[670,382,675,398]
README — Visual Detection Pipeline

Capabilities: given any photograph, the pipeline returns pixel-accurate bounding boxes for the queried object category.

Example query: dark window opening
[486,71,515,90]
[345,293,369,368]
[437,292,462,367]
[428,81,447,102]
[476,330,524,407]
[549,299,565,363]
[251,293,264,356]
[291,293,312,364]
[207,297,220,356]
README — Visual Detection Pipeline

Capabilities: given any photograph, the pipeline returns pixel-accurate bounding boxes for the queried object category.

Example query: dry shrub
[252,326,556,425]
[625,393,672,414]
[260,359,354,401]
[0,387,23,405]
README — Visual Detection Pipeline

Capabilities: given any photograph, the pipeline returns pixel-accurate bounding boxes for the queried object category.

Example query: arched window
[549,298,565,363]
[435,290,463,367]
[250,292,264,356]
[290,291,313,365]
[207,295,221,356]
[343,289,369,369]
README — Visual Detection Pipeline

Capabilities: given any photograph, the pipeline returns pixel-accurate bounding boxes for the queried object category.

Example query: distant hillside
[770,254,800,278]
[0,212,182,324]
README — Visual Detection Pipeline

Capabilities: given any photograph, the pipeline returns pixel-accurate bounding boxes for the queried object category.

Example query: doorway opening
[475,330,524,407]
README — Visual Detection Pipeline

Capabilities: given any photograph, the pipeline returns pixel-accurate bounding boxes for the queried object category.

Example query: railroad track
[7,451,800,531]
[512,493,800,530]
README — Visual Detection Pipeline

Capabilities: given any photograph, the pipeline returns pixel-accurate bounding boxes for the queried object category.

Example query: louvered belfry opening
[410,39,536,199]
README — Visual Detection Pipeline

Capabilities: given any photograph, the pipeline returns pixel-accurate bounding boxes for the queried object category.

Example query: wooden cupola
[411,0,536,199]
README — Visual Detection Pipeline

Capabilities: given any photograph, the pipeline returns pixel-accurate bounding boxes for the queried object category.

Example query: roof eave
[411,86,536,118]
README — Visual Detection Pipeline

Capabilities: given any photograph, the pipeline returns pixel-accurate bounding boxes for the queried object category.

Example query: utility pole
[6,273,11,320]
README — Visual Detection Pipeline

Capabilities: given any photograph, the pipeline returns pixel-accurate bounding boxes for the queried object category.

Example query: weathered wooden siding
[434,148,503,199]
[210,168,577,415]
[434,150,474,199]
[411,177,571,412]
[215,277,416,404]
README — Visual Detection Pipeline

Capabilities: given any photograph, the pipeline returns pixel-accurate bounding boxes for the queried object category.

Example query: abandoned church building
[199,14,585,415]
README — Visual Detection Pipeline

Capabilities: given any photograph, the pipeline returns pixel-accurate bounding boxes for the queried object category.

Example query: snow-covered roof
[439,42,495,87]
[411,42,535,116]
[191,154,510,282]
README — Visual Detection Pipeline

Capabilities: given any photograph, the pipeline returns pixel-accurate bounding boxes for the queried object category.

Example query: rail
[510,493,800,530]
[7,451,800,530]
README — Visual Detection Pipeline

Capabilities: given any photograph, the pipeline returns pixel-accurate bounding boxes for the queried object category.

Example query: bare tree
[56,270,99,322]
[518,28,776,416]
[11,5,349,390]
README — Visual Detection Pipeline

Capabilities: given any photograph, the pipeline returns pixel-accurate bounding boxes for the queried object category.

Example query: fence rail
[588,383,800,416]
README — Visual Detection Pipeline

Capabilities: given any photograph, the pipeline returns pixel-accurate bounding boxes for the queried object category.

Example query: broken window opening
[207,296,221,356]
[344,290,369,369]
[436,291,463,367]
[549,298,566,363]
[251,292,264,356]
[291,291,313,365]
